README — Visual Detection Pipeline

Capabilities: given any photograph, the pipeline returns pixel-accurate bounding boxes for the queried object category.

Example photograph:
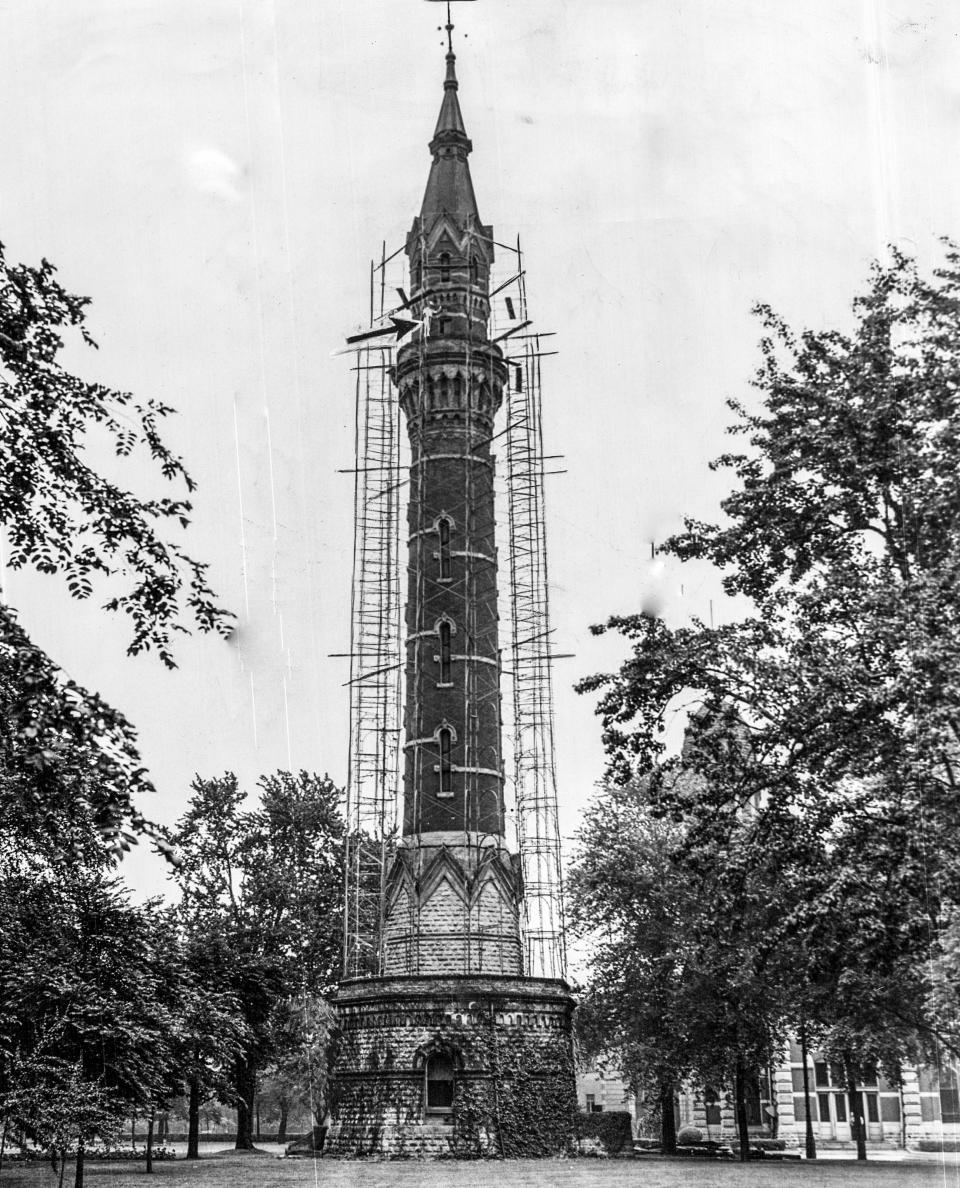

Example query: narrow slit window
[469,255,479,285]
[438,517,451,579]
[438,728,452,796]
[439,252,451,282]
[439,621,452,682]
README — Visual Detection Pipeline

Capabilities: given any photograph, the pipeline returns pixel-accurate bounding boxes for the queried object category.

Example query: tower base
[326,974,577,1159]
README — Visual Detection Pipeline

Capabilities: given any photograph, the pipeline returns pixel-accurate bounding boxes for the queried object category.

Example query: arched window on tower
[469,255,479,285]
[438,620,452,684]
[412,259,421,291]
[439,252,451,282]
[426,1052,454,1112]
[438,728,452,797]
[437,517,452,580]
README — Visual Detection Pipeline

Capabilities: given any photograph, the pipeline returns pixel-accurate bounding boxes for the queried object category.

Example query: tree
[0,243,231,662]
[578,244,960,1157]
[570,789,692,1153]
[570,771,812,1160]
[174,928,247,1160]
[168,771,345,1151]
[0,860,186,1187]
[260,996,337,1142]
[0,243,231,858]
[0,607,160,862]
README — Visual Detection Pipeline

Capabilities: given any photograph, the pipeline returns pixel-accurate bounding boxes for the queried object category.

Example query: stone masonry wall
[327,974,577,1159]
[382,841,522,977]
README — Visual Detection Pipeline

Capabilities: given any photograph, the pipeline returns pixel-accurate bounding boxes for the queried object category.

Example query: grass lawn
[1,1150,958,1188]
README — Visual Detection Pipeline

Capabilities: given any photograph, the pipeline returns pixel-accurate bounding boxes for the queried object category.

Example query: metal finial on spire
[426,0,476,59]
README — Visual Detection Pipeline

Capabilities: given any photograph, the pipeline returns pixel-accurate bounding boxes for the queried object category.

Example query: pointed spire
[420,45,479,225]
[433,51,467,140]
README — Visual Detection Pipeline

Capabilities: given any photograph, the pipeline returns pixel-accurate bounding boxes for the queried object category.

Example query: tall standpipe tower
[388,45,519,979]
[328,26,575,1159]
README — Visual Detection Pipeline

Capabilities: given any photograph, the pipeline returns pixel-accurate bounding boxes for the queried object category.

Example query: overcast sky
[1,0,958,898]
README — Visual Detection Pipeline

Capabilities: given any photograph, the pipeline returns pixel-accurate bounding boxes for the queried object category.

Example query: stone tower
[327,33,576,1160]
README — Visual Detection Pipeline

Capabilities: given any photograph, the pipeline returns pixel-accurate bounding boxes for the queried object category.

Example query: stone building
[673,1049,960,1150]
[325,23,576,1160]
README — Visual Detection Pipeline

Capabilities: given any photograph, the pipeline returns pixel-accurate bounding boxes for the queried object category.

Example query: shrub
[575,1111,633,1156]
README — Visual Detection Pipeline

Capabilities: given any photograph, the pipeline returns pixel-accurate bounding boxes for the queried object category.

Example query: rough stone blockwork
[326,975,578,1159]
[383,842,523,977]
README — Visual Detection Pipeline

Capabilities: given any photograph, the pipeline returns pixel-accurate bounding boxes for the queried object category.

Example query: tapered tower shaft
[381,47,522,978]
[328,36,577,1159]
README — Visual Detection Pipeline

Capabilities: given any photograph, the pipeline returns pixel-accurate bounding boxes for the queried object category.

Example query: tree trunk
[73,1140,84,1188]
[659,1082,677,1155]
[255,1096,261,1142]
[146,1113,155,1174]
[844,1054,867,1161]
[57,1151,66,1188]
[799,1020,817,1159]
[766,1064,779,1139]
[131,1116,136,1149]
[234,1057,257,1150]
[734,1060,751,1163]
[277,1101,289,1146]
[187,1073,201,1160]
[0,1118,7,1178]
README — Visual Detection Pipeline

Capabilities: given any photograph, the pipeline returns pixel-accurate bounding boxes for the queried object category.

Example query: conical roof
[419,51,480,226]
[433,50,467,138]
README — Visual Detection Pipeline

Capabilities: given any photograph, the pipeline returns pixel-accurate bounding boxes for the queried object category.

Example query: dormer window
[439,252,451,282]
[437,517,451,580]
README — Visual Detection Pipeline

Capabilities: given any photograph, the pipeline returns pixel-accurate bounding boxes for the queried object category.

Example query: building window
[705,1086,722,1126]
[744,1075,762,1126]
[437,517,451,580]
[438,728,452,796]
[439,252,451,282]
[426,1053,454,1112]
[469,255,479,285]
[438,620,452,683]
[585,1094,595,1113]
[942,1066,960,1124]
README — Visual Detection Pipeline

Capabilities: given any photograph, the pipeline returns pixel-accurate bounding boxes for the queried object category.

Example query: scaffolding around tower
[329,40,578,1160]
[342,238,567,984]
[342,247,406,980]
[490,243,568,982]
